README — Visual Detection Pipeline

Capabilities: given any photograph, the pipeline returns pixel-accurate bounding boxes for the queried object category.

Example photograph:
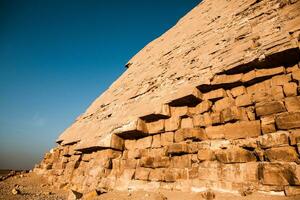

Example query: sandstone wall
[35,0,300,196]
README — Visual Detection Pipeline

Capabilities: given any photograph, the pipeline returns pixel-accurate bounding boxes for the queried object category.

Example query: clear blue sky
[0,0,200,170]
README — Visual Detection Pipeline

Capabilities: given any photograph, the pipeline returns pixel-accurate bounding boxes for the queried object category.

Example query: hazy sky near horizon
[0,0,200,169]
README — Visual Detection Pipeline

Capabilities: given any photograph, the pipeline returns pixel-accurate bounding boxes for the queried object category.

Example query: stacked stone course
[34,0,300,197]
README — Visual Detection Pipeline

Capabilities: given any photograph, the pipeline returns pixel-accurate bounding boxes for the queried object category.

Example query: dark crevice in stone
[141,114,169,123]
[168,95,201,107]
[116,131,148,140]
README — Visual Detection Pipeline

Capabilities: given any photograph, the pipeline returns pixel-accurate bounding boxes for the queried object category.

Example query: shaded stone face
[35,0,300,196]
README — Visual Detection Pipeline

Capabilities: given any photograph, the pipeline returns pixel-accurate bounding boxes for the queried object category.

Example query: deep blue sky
[0,0,200,169]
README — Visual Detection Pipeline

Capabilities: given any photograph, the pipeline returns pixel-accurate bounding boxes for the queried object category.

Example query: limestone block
[113,118,147,138]
[259,162,300,186]
[161,132,174,146]
[147,148,168,157]
[261,115,276,134]
[111,134,125,150]
[193,113,212,127]
[124,140,136,150]
[211,73,242,85]
[245,107,256,121]
[139,156,170,168]
[265,146,300,163]
[198,149,215,161]
[149,168,165,181]
[140,104,170,122]
[290,129,300,145]
[171,155,192,168]
[271,86,284,100]
[135,168,150,181]
[151,134,161,148]
[271,74,292,86]
[224,120,261,139]
[205,126,225,139]
[276,111,300,129]
[256,67,285,79]
[203,88,227,101]
[285,186,300,196]
[165,116,180,131]
[210,112,222,125]
[170,106,189,117]
[146,120,164,134]
[221,106,243,122]
[242,70,255,83]
[136,136,152,149]
[164,168,186,182]
[167,87,202,107]
[258,131,289,149]
[167,143,188,155]
[188,166,199,179]
[188,100,212,115]
[285,97,300,112]
[213,97,235,112]
[187,143,198,154]
[231,86,246,97]
[292,70,300,81]
[215,147,256,163]
[286,64,299,73]
[175,128,207,142]
[255,101,286,116]
[181,117,194,128]
[283,82,298,97]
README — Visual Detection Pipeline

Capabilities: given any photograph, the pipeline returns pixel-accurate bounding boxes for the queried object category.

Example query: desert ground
[1,170,300,200]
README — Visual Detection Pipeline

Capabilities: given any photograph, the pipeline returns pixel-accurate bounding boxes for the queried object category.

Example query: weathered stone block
[164,168,186,182]
[261,115,276,134]
[221,106,243,122]
[175,128,207,142]
[271,74,292,86]
[188,100,212,115]
[167,143,188,155]
[215,147,256,163]
[136,136,152,149]
[276,112,300,130]
[235,94,253,107]
[149,168,165,181]
[285,97,300,112]
[285,186,300,196]
[146,119,164,134]
[198,148,215,161]
[256,67,285,79]
[151,134,161,148]
[193,113,212,127]
[120,159,137,169]
[224,120,261,139]
[126,149,141,159]
[271,85,284,100]
[181,117,194,128]
[203,88,227,101]
[211,73,242,85]
[160,132,174,146]
[290,129,300,145]
[255,101,286,116]
[292,70,300,81]
[213,97,235,112]
[124,140,136,150]
[259,131,289,149]
[205,125,225,139]
[165,116,180,131]
[265,146,299,163]
[170,106,189,117]
[135,168,150,181]
[139,156,170,168]
[283,82,297,97]
[231,86,246,97]
[171,155,191,168]
[259,162,299,186]
[210,112,222,125]
[111,134,125,150]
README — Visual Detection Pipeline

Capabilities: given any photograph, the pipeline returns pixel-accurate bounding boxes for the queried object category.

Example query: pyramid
[35,0,300,195]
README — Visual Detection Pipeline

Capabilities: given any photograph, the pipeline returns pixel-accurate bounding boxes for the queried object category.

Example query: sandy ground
[1,171,300,200]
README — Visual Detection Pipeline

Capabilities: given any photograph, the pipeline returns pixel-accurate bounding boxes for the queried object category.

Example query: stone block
[271,86,284,100]
[211,73,242,85]
[271,74,292,86]
[113,118,147,138]
[167,143,188,155]
[215,147,256,163]
[111,134,125,150]
[136,136,152,149]
[149,168,165,181]
[287,64,299,73]
[147,147,167,157]
[126,149,141,159]
[188,100,212,115]
[246,107,256,121]
[175,128,207,142]
[151,134,161,148]
[285,186,300,196]
[276,112,300,130]
[124,140,136,150]
[259,162,299,186]
[265,146,300,163]
[258,131,289,149]
[193,113,212,127]
[224,120,261,139]
[139,156,170,168]
[165,116,180,131]
[187,143,198,154]
[292,70,300,81]
[242,70,256,83]
[290,129,300,145]
[231,86,246,97]
[210,112,222,125]
[170,106,189,117]
[171,155,191,168]
[198,149,215,161]
[181,117,194,128]
[235,94,253,107]
[205,125,225,139]
[213,97,235,112]
[146,120,164,134]
[120,159,137,169]
[283,82,297,97]
[135,168,150,181]
[256,67,285,79]
[221,106,243,122]
[164,168,186,182]
[261,115,276,134]
[161,132,174,146]
[203,88,227,101]
[285,97,300,112]
[255,101,286,116]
